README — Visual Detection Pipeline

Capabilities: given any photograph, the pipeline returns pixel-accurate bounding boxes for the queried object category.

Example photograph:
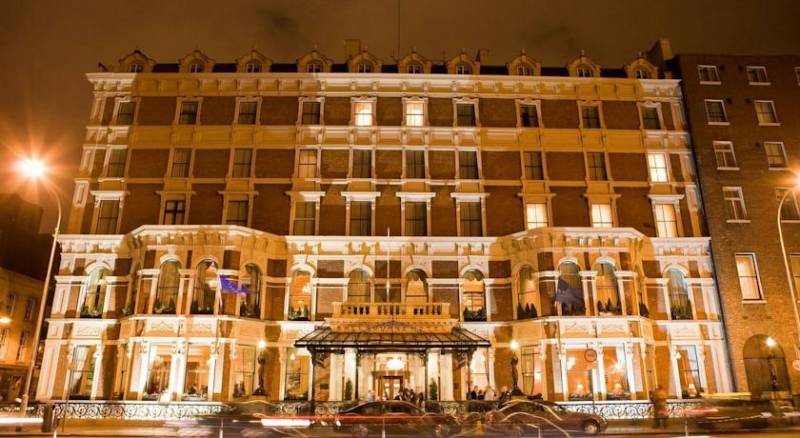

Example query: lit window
[591,204,613,228]
[581,105,601,128]
[516,64,533,76]
[723,187,747,221]
[95,200,119,234]
[713,142,737,169]
[301,101,321,125]
[704,100,727,124]
[456,103,476,127]
[407,63,423,74]
[116,101,136,125]
[178,101,199,125]
[764,142,787,168]
[455,63,471,75]
[163,200,186,225]
[576,65,593,77]
[641,106,661,129]
[746,66,769,84]
[404,202,427,236]
[523,151,543,180]
[349,201,372,236]
[777,188,800,221]
[405,101,425,127]
[697,65,720,83]
[80,268,106,318]
[297,149,318,178]
[352,149,372,178]
[245,61,262,73]
[307,62,322,73]
[237,101,258,125]
[405,150,425,179]
[354,101,374,126]
[460,202,483,236]
[647,153,669,182]
[754,100,778,124]
[356,62,373,73]
[231,149,253,177]
[458,151,479,179]
[106,149,127,178]
[171,149,191,177]
[347,269,371,303]
[735,253,762,300]
[226,200,249,227]
[519,104,539,127]
[586,152,607,181]
[654,204,678,237]
[293,202,316,235]
[526,203,548,229]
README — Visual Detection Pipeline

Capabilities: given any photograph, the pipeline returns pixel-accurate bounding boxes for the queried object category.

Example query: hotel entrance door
[376,375,403,400]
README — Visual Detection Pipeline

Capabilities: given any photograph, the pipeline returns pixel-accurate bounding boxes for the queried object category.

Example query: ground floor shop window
[603,346,630,400]
[144,348,171,401]
[285,348,309,400]
[566,348,594,400]
[233,346,256,398]
[184,345,211,400]
[521,346,545,397]
[676,346,702,398]
[68,345,96,400]
[468,349,489,395]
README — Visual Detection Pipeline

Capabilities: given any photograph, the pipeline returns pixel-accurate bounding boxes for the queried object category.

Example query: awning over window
[293,321,491,353]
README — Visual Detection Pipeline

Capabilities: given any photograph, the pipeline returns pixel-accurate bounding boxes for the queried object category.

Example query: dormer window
[456,63,472,75]
[307,61,322,73]
[245,61,262,73]
[357,62,374,73]
[129,63,144,73]
[634,68,651,79]
[516,64,534,76]
[576,65,593,77]
[407,63,423,74]
[189,62,204,73]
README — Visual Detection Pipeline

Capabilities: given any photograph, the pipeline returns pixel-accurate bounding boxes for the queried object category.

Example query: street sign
[792,359,800,372]
[584,348,598,363]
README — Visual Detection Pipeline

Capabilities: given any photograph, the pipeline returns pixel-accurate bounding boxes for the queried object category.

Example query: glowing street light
[766,336,777,348]
[17,158,47,179]
[0,316,10,325]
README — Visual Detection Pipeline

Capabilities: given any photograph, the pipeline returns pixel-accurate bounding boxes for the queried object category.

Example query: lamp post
[17,158,62,415]
[776,182,800,362]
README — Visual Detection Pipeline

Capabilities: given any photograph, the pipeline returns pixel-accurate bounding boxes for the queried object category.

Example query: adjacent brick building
[36,41,733,406]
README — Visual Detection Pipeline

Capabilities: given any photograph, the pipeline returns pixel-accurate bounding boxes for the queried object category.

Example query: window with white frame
[406,63,423,74]
[405,150,426,179]
[654,204,678,237]
[576,65,593,77]
[24,298,34,321]
[178,101,199,125]
[581,104,601,128]
[458,151,479,179]
[586,152,607,180]
[591,203,613,228]
[351,149,372,178]
[697,65,720,83]
[634,68,650,79]
[300,101,321,125]
[735,253,763,300]
[647,152,669,182]
[171,148,191,177]
[641,106,662,129]
[237,101,258,125]
[404,202,427,236]
[764,142,788,168]
[226,200,249,226]
[456,102,477,127]
[404,101,425,127]
[523,151,544,180]
[705,100,728,123]
[349,201,372,236]
[713,141,737,169]
[245,61,262,73]
[754,100,778,124]
[95,199,120,234]
[455,63,471,75]
[777,188,800,221]
[356,62,374,73]
[116,100,136,125]
[526,203,548,229]
[517,64,534,76]
[519,103,540,127]
[306,61,322,73]
[163,199,186,225]
[106,149,127,177]
[231,149,253,177]
[459,202,483,236]
[723,187,747,221]
[297,149,318,178]
[746,66,769,84]
[353,100,374,126]
[293,202,316,235]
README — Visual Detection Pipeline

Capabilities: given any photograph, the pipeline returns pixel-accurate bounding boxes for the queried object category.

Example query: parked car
[683,399,773,429]
[481,399,608,436]
[335,400,459,437]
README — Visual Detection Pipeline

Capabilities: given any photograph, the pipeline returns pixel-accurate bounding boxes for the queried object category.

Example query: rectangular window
[404,202,427,236]
[519,104,540,127]
[654,204,678,238]
[297,149,318,178]
[641,106,661,129]
[0,329,6,358]
[526,203,548,229]
[647,153,669,182]
[95,200,120,234]
[16,331,28,362]
[163,200,186,225]
[591,204,613,228]
[456,103,476,127]
[171,148,191,177]
[460,202,483,236]
[581,105,601,129]
[178,101,199,125]
[293,202,316,235]
[405,150,425,179]
[405,101,425,127]
[746,66,769,84]
[237,101,258,125]
[755,100,778,125]
[697,65,720,83]
[226,200,249,227]
[106,149,127,177]
[458,151,479,179]
[301,101,321,125]
[352,149,372,178]
[354,101,374,126]
[586,152,607,180]
[777,188,800,221]
[5,293,15,314]
[231,149,253,177]
[523,151,544,180]
[735,253,763,300]
[116,101,136,125]
[764,142,787,168]
[791,254,800,296]
[723,187,747,221]
[713,141,737,169]
[24,298,35,321]
[349,201,372,236]
[705,100,728,123]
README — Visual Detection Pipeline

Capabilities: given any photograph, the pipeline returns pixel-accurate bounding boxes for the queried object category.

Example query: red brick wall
[188,184,223,224]
[120,184,160,232]
[551,187,589,227]
[255,149,294,178]
[602,101,640,129]
[547,152,585,180]
[261,97,299,125]
[193,149,230,178]
[429,151,455,179]
[375,185,401,236]
[320,150,349,178]
[200,97,235,125]
[428,98,454,127]
[375,150,402,178]
[482,151,520,179]
[319,185,346,235]
[128,149,169,178]
[479,98,516,127]
[486,185,524,235]
[541,100,578,128]
[252,184,291,234]
[431,186,456,236]
[615,187,656,236]
[609,153,648,181]
[137,97,176,125]
[377,97,402,125]
[323,97,351,125]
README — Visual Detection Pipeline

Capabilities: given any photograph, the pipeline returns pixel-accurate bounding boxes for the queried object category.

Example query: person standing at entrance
[650,385,668,428]
[483,385,496,401]
[367,390,375,402]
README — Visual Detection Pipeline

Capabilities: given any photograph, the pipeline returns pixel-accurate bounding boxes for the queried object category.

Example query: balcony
[331,302,451,320]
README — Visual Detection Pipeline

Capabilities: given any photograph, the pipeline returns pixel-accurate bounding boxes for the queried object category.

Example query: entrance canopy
[294,321,491,353]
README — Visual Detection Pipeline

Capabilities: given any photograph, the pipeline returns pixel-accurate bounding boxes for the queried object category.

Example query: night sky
[1,0,799,230]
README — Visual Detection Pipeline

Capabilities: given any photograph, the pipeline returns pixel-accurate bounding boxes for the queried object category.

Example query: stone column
[328,353,342,401]
[439,353,454,401]
[168,341,185,401]
[695,346,709,393]
[595,346,606,400]
[669,345,682,398]
[427,351,439,400]
[136,342,150,400]
[207,343,219,401]
[623,343,637,400]
[580,272,595,316]
[89,348,103,400]
[559,349,568,401]
[487,347,496,389]
[344,349,357,400]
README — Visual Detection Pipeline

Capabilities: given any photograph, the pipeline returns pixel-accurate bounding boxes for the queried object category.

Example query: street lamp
[776,178,800,362]
[0,316,10,325]
[17,158,62,415]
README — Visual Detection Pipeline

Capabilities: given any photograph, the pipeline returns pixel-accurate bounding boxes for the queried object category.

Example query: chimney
[646,38,673,73]
[476,48,490,64]
[344,39,362,59]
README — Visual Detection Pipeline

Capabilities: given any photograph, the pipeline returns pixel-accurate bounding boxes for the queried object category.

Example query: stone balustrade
[332,302,451,319]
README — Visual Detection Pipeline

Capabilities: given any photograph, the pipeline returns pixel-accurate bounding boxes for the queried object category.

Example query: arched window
[462,270,485,321]
[516,64,534,76]
[288,270,312,320]
[743,335,790,396]
[347,269,371,303]
[558,262,584,316]
[245,61,262,73]
[356,62,374,73]
[576,65,594,77]
[192,260,218,315]
[154,261,180,314]
[517,265,537,319]
[667,269,692,320]
[455,63,472,75]
[240,264,262,318]
[80,267,107,318]
[405,270,428,303]
[596,262,621,315]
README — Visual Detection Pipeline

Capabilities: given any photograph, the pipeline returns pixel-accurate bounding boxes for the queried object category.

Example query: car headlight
[761,412,773,418]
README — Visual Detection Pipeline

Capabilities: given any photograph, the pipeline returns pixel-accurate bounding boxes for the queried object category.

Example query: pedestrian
[497,386,510,404]
[477,389,485,400]
[483,385,496,401]
[367,389,375,402]
[650,384,668,428]
[469,385,478,400]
